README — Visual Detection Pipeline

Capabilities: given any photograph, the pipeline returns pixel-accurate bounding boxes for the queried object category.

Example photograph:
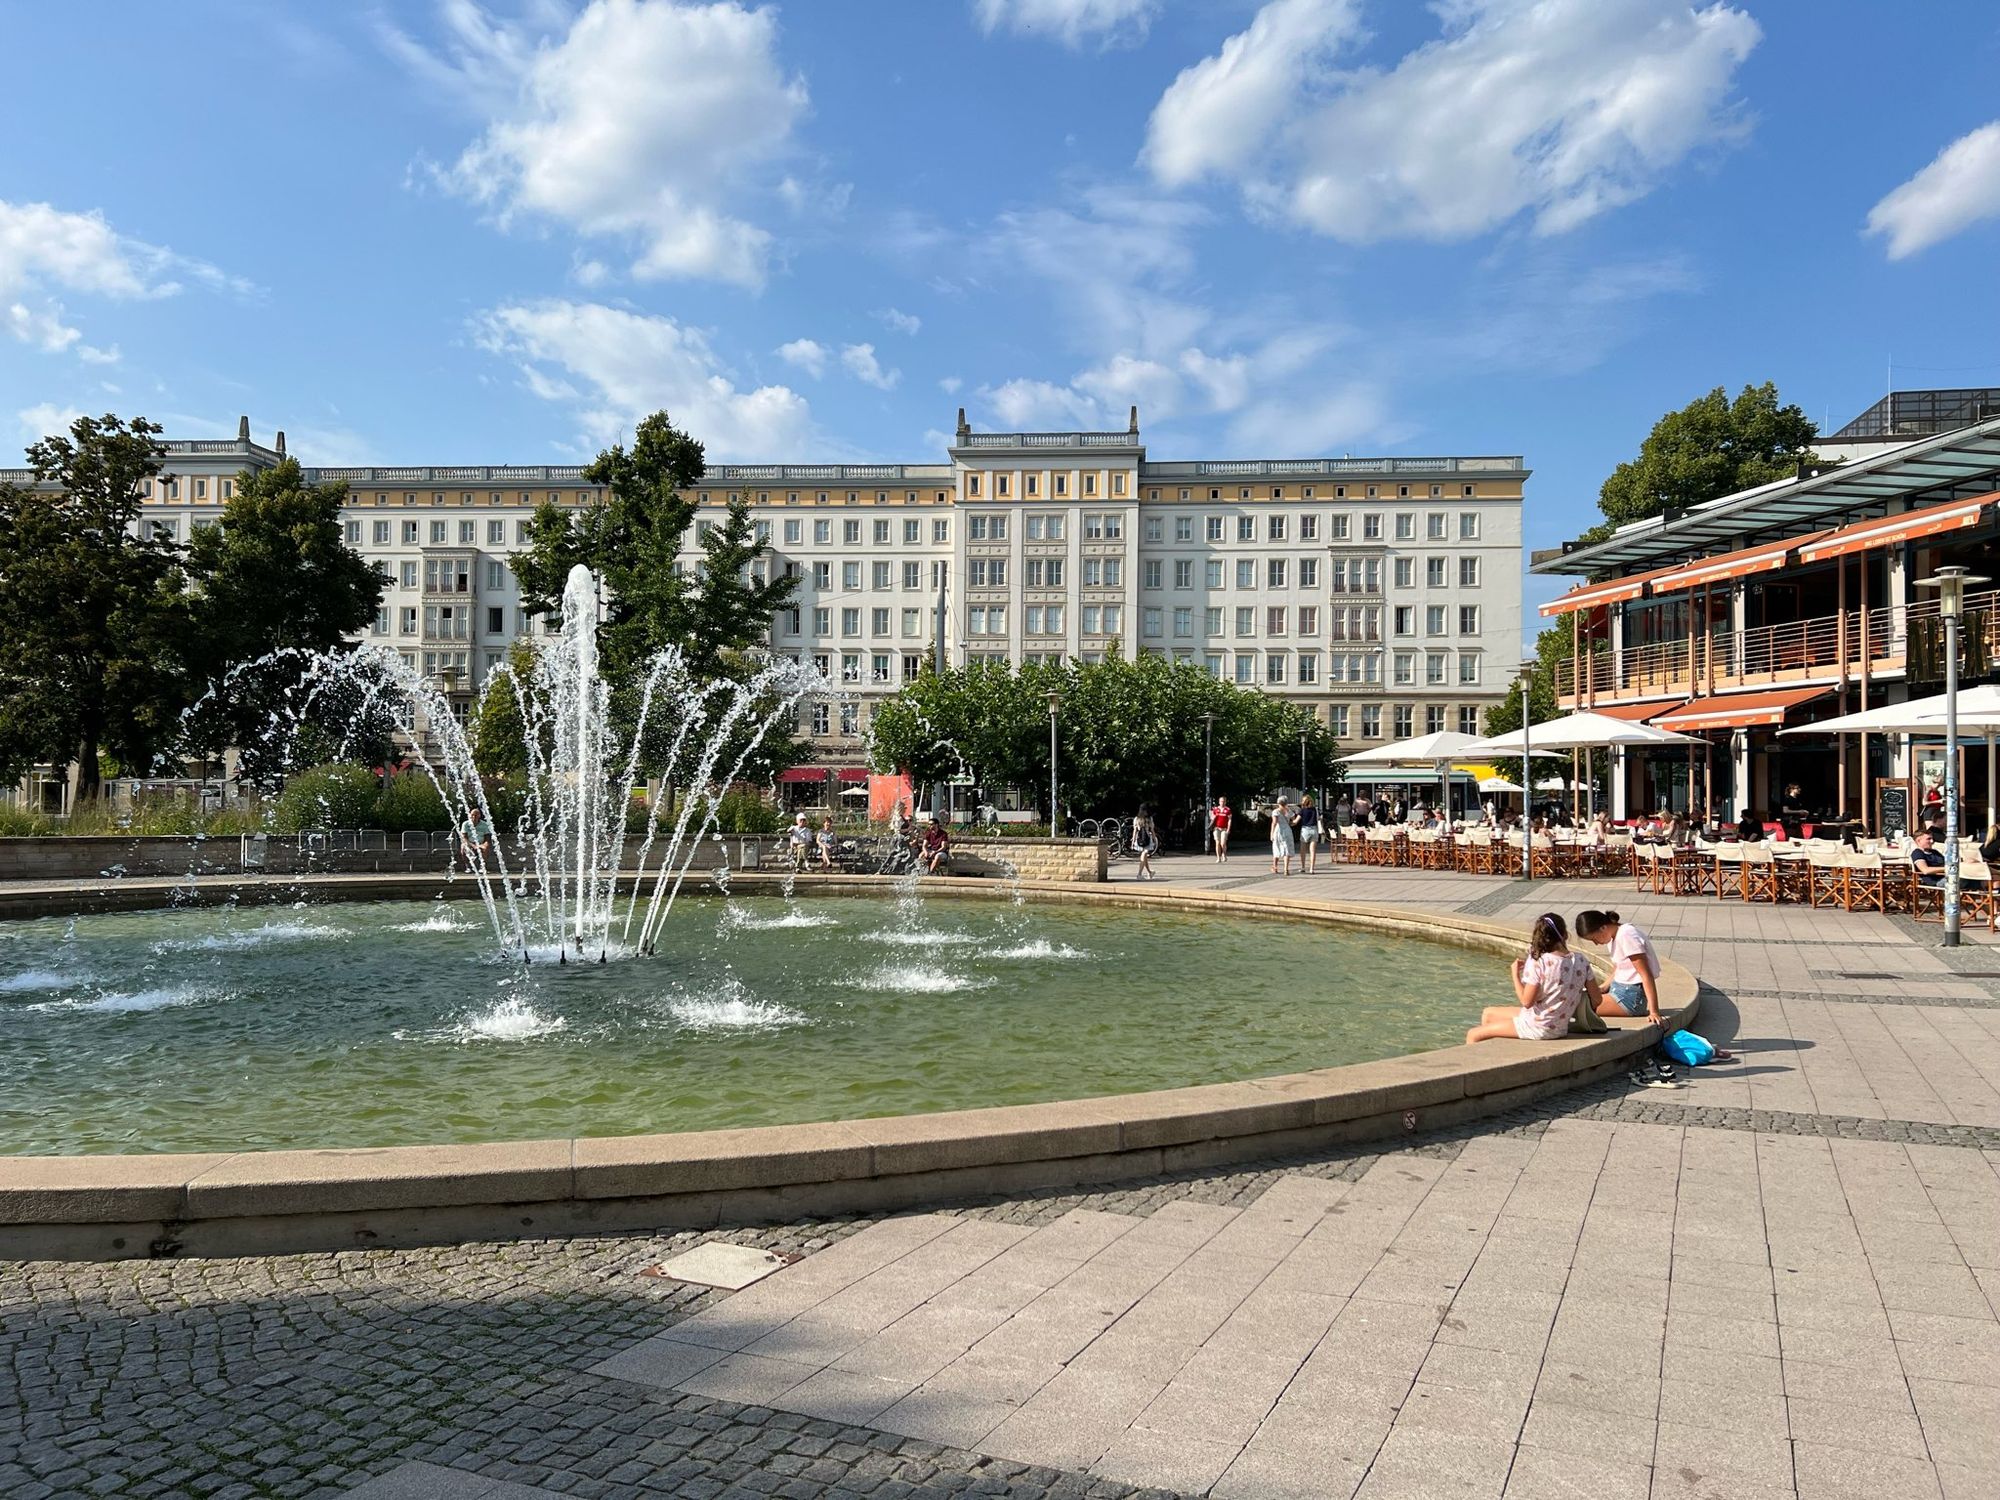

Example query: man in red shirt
[1210,797,1233,863]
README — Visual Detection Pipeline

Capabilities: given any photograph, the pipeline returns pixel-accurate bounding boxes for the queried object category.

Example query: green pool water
[0,896,1500,1155]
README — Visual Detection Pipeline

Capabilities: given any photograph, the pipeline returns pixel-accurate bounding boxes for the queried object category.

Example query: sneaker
[1629,1068,1674,1090]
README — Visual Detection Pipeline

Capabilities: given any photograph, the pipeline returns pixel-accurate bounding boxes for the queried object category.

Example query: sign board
[1876,779,1911,841]
[948,774,977,786]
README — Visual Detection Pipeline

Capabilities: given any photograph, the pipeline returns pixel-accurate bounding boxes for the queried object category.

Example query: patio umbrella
[1783,685,2000,831]
[1341,730,1484,819]
[1463,711,1702,755]
[1478,775,1523,793]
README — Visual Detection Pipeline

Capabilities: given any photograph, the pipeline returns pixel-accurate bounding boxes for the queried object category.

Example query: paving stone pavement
[5,861,1999,1499]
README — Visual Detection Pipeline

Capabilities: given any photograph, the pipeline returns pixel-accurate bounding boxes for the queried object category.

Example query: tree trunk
[75,734,101,803]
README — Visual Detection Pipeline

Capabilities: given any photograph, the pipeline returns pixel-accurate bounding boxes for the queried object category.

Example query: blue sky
[6,0,2000,624]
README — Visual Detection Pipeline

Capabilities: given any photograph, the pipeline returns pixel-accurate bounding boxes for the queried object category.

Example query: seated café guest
[1735,808,1765,842]
[1982,823,2000,866]
[1466,913,1601,1045]
[1911,828,1947,887]
[1661,811,1689,846]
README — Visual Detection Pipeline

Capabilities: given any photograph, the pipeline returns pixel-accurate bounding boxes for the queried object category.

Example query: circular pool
[0,895,1501,1155]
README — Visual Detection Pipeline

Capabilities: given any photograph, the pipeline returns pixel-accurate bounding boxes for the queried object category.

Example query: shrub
[713,787,783,836]
[270,764,381,834]
[371,771,452,834]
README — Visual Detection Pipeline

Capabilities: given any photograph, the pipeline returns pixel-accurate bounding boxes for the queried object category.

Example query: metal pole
[1203,711,1214,852]
[1520,661,1534,880]
[1048,692,1060,835]
[1299,729,1308,794]
[1946,607,1962,946]
[932,562,948,824]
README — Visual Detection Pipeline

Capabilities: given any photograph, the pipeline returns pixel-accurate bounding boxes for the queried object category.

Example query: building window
[1174,559,1194,589]
[1394,706,1413,738]
[1045,604,1064,632]
[873,518,891,544]
[1426,605,1446,635]
[1173,606,1193,638]
[813,518,831,544]
[399,607,418,636]
[1025,474,1039,498]
[1142,606,1163,637]
[904,561,922,590]
[1394,514,1415,541]
[487,560,505,590]
[902,608,921,638]
[1460,652,1482,684]
[1394,606,1414,636]
[1426,557,1447,587]
[1299,606,1318,635]
[1427,654,1448,685]
[1267,606,1287,636]
[1460,556,1481,587]
[1299,514,1319,541]
[401,561,419,589]
[1362,706,1382,738]
[373,520,390,544]
[1206,516,1225,541]
[1205,607,1224,637]
[1235,607,1256,637]
[1236,559,1255,589]
[1460,512,1480,539]
[1427,706,1446,734]
[1144,559,1163,589]
[871,608,890,636]
[1268,515,1287,541]
[1458,706,1479,734]
[1206,560,1224,589]
[844,519,861,544]
[841,608,861,637]
[1427,513,1447,540]
[1266,655,1287,685]
[1237,516,1255,542]
[1298,653,1318,684]
[1081,605,1100,634]
[1394,559,1414,589]
[1459,606,1480,636]
[1267,558,1287,588]
[967,474,981,497]
[1330,706,1349,737]
[1330,514,1350,540]
[813,607,830,635]
[1144,516,1164,543]
[996,474,1011,498]
[842,561,861,590]
[904,518,921,543]
[1363,514,1382,541]
[934,518,949,543]
[1235,654,1254,684]
[1299,557,1318,589]
[1175,516,1194,542]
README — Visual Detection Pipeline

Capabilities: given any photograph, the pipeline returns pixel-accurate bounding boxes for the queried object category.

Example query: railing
[1142,456,1525,478]
[303,465,592,484]
[956,432,1138,449]
[1556,586,2000,702]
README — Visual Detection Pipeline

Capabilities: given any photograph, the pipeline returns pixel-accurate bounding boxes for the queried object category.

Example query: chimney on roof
[1128,405,1139,435]
[237,415,250,442]
[274,430,286,457]
[955,406,969,441]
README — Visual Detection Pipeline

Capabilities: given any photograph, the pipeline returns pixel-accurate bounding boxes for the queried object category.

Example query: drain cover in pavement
[641,1242,796,1289]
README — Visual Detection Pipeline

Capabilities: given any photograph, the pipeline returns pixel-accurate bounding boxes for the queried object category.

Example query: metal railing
[1556,586,2000,701]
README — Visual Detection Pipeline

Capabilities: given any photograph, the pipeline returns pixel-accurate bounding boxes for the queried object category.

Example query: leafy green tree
[511,411,796,687]
[468,641,543,777]
[0,414,192,801]
[869,653,1338,821]
[181,457,389,782]
[1482,623,1607,794]
[1593,382,1819,537]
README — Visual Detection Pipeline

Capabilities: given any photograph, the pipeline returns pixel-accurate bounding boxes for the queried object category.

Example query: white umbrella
[1464,710,1702,755]
[1341,731,1484,820]
[1478,776,1523,793]
[1534,776,1569,792]
[839,785,870,798]
[1779,684,2000,735]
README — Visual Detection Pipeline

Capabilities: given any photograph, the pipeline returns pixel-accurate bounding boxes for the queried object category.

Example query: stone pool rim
[0,876,1698,1261]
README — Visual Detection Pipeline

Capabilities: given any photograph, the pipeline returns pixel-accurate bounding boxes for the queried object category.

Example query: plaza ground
[4,857,1997,1500]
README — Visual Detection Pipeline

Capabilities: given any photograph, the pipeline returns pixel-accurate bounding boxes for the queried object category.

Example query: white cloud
[776,337,829,377]
[875,306,922,336]
[1226,382,1389,455]
[410,0,810,288]
[840,342,900,390]
[1145,0,1760,244]
[475,298,812,458]
[939,376,963,395]
[16,402,88,444]
[980,378,1102,430]
[1867,121,2000,260]
[1144,0,1361,189]
[972,0,1157,48]
[0,199,244,360]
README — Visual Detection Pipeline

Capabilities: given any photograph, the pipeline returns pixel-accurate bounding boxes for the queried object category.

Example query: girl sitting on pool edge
[1466,912,1601,1045]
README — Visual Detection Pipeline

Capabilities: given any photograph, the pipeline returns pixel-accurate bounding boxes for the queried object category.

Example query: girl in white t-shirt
[1576,909,1661,1024]
[1466,913,1600,1044]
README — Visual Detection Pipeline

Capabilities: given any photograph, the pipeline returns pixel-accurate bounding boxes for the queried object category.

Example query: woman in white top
[1268,796,1297,876]
[1466,913,1601,1044]
[1575,909,1660,1024]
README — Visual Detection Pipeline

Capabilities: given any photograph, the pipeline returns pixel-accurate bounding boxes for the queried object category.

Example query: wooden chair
[1805,846,1845,908]
[1841,851,1885,913]
[1772,849,1811,904]
[1712,844,1746,900]
[1741,845,1779,903]
[1959,856,1997,928]
[1632,842,1660,893]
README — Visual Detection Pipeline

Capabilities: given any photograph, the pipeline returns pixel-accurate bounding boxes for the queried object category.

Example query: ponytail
[1528,911,1568,957]
[1575,909,1620,940]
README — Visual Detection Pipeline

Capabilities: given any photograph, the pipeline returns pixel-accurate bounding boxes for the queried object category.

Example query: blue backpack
[1663,1030,1716,1067]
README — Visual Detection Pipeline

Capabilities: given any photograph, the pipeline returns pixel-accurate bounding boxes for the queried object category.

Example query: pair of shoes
[1629,1067,1676,1091]
[1651,1055,1683,1087]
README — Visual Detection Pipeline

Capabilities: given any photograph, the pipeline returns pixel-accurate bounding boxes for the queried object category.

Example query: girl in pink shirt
[1466,912,1601,1044]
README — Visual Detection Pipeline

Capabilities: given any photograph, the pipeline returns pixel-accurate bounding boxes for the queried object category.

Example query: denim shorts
[1608,980,1649,1017]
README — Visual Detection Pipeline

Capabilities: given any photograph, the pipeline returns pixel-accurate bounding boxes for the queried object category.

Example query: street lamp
[1519,659,1537,881]
[1298,725,1309,797]
[1202,710,1216,853]
[1047,689,1062,835]
[1916,566,1990,946]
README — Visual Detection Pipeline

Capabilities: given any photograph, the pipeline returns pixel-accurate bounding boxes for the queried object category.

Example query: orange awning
[1539,562,1683,617]
[1795,494,1995,563]
[1656,686,1831,732]
[1649,531,1832,595]
[1587,700,1687,722]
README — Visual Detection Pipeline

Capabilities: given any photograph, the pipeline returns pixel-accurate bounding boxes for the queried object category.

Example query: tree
[1594,382,1820,537]
[0,414,191,800]
[1481,623,1604,796]
[511,411,796,687]
[180,458,389,782]
[868,653,1338,821]
[468,641,543,777]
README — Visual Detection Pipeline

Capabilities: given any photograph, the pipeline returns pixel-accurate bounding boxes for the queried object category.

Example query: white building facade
[11,413,1526,766]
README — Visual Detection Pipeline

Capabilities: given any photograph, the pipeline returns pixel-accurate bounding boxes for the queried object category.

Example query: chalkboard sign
[1877,780,1911,840]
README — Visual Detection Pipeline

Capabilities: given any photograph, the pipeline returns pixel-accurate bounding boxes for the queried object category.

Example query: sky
[6,0,2000,629]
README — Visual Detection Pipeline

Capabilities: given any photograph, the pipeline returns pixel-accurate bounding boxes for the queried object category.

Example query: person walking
[1131,804,1159,880]
[1297,794,1322,873]
[1211,796,1233,862]
[1269,795,1298,876]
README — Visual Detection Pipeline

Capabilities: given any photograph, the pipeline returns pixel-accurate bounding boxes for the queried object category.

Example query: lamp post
[1519,659,1537,881]
[1202,710,1216,853]
[1298,726,1309,797]
[1917,566,1989,946]
[1047,689,1061,836]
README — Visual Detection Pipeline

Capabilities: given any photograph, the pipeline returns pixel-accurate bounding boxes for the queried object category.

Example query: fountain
[261,564,821,963]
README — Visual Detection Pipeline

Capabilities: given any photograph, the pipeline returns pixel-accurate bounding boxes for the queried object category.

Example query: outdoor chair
[1960,857,1997,928]
[1805,846,1846,908]
[1712,844,1746,900]
[1841,851,1885,913]
[1881,859,1918,915]
[1632,841,1661,893]
[1741,845,1780,903]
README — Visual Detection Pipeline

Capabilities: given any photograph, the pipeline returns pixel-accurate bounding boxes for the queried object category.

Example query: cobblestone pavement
[5,864,1999,1499]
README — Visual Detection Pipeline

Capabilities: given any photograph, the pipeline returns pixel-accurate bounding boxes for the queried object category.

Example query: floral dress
[1517,951,1589,1039]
